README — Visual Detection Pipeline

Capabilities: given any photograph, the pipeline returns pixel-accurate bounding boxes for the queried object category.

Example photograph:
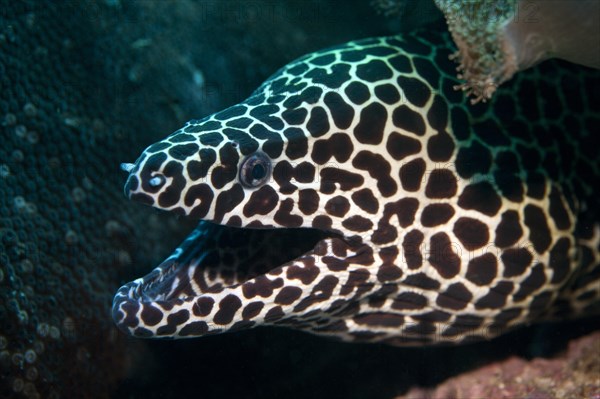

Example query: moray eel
[112,30,600,345]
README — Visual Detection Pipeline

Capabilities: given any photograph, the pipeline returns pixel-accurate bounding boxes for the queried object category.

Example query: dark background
[1,1,597,398]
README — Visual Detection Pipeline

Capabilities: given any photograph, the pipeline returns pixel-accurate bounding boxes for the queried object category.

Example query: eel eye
[239,152,271,188]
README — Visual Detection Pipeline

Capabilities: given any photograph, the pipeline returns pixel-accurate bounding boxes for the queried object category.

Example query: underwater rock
[400,330,600,399]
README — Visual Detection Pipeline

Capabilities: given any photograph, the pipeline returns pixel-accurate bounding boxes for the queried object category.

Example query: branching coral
[433,0,600,103]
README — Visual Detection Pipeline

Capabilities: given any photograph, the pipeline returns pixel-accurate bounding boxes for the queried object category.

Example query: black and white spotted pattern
[112,30,600,345]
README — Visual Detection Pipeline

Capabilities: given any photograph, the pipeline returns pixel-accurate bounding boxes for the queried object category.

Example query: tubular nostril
[120,163,135,173]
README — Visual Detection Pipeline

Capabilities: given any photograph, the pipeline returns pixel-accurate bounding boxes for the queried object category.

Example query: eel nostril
[120,163,135,173]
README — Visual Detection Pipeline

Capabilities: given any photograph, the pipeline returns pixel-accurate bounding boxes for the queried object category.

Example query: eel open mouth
[112,219,338,338]
[139,223,328,303]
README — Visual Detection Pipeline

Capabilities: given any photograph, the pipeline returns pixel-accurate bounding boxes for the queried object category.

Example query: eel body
[112,30,600,345]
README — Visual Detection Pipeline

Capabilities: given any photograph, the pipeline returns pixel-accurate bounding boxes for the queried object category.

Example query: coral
[0,1,169,396]
[433,0,600,103]
[399,330,600,399]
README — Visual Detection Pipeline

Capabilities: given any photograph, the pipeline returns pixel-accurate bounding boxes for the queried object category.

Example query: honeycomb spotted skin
[112,30,600,345]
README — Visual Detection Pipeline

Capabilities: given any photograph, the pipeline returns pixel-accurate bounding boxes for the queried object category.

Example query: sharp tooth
[120,163,135,173]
